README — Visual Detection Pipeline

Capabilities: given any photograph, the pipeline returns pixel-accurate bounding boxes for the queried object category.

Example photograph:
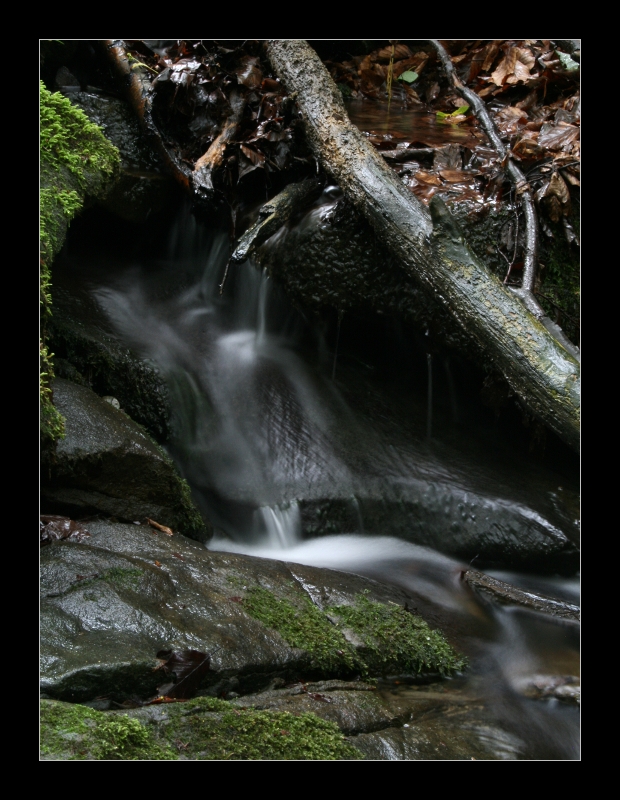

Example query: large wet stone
[41,380,207,540]
[40,521,465,703]
[69,91,173,224]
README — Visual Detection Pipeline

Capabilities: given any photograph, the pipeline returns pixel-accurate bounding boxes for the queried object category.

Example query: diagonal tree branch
[265,39,580,451]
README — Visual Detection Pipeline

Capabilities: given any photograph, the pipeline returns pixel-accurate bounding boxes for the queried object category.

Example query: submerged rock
[41,380,207,541]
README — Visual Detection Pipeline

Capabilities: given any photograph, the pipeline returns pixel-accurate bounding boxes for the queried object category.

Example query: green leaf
[436,104,470,119]
[556,51,579,72]
[398,70,418,84]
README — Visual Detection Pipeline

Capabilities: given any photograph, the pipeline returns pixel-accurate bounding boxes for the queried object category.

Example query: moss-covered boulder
[40,82,120,267]
[40,81,121,443]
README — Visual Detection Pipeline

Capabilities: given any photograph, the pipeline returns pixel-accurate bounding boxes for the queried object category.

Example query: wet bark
[102,40,192,191]
[463,570,580,621]
[265,40,580,452]
[193,90,246,202]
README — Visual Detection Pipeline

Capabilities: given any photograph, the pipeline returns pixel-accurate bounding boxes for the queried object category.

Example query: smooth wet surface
[345,99,484,149]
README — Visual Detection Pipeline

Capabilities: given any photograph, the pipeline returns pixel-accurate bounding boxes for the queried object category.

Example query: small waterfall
[253,501,301,548]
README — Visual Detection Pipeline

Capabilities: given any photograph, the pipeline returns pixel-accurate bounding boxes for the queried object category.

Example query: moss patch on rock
[40,700,176,760]
[242,587,466,679]
[330,592,467,676]
[163,696,363,760]
[41,697,362,760]
[243,587,362,674]
[40,81,121,444]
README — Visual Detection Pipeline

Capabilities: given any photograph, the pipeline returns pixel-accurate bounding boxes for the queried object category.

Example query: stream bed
[49,198,580,759]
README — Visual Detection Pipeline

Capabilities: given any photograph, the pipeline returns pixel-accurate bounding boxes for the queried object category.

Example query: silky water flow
[88,201,579,760]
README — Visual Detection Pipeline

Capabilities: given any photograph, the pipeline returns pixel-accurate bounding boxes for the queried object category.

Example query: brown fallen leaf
[154,560,162,567]
[40,515,91,546]
[439,169,473,184]
[153,649,213,700]
[146,518,174,535]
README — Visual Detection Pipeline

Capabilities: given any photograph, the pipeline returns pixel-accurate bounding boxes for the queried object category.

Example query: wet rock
[515,674,580,704]
[255,195,480,359]
[41,380,207,541]
[231,680,396,734]
[40,521,464,704]
[48,283,171,442]
[69,91,174,224]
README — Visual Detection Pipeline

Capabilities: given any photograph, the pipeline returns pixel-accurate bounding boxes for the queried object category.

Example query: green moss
[40,81,120,445]
[40,341,65,443]
[40,80,120,275]
[40,701,177,760]
[242,587,466,679]
[41,697,362,761]
[174,474,207,537]
[164,696,362,760]
[330,592,467,676]
[243,587,362,674]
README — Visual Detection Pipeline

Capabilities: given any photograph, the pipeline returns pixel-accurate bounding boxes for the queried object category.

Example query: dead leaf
[236,55,262,90]
[308,692,333,703]
[154,649,212,699]
[154,560,162,567]
[146,518,174,535]
[537,122,580,151]
[495,106,528,135]
[538,172,571,221]
[490,45,537,87]
[415,171,442,186]
[439,169,472,183]
[40,515,90,546]
[512,137,543,159]
[481,41,502,72]
[376,44,413,62]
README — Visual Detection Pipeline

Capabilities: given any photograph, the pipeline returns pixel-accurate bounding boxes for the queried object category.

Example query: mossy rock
[40,81,121,444]
[40,698,362,760]
[40,82,120,268]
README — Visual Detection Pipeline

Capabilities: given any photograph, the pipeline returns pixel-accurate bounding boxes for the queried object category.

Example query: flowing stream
[65,199,579,759]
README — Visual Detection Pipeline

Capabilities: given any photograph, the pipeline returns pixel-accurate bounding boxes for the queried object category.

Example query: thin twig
[429,40,579,359]
[429,43,536,296]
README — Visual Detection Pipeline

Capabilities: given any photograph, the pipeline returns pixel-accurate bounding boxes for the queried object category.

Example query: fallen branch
[463,569,580,621]
[193,90,246,202]
[265,40,580,451]
[102,40,192,191]
[429,40,579,360]
[231,178,323,265]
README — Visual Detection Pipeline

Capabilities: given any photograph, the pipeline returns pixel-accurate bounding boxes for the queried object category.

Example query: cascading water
[84,200,578,759]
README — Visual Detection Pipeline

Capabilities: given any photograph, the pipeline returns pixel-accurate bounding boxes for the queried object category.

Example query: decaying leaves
[40,515,90,546]
[153,649,213,700]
